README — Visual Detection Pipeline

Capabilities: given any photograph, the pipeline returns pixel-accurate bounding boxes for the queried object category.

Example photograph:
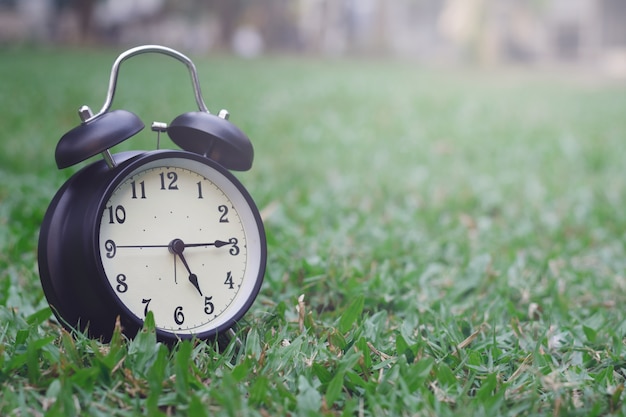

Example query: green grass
[1,45,626,416]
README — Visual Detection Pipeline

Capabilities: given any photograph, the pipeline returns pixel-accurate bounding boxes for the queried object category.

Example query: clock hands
[106,237,239,294]
[115,239,231,249]
[169,238,203,296]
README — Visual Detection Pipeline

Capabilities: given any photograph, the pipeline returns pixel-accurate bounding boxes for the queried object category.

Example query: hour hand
[187,273,203,296]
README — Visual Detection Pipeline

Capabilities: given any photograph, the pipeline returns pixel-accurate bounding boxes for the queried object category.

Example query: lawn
[1,45,626,416]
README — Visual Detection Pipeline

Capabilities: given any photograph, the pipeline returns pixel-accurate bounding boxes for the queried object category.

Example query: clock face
[97,155,265,338]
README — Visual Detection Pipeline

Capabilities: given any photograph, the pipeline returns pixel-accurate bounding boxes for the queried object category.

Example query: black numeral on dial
[174,306,185,325]
[142,298,151,317]
[107,205,126,224]
[116,274,128,293]
[204,296,215,315]
[131,180,146,199]
[218,205,229,223]
[229,238,239,256]
[159,172,179,190]
[224,271,234,289]
[104,239,116,258]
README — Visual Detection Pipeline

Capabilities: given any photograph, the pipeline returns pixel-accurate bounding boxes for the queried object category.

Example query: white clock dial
[98,156,264,336]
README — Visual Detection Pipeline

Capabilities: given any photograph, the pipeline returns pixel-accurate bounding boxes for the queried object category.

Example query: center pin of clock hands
[169,238,204,296]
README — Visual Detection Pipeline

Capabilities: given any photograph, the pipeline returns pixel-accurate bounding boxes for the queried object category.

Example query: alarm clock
[37,45,266,344]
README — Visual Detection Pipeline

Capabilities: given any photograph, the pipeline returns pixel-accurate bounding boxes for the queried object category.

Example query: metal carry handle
[84,45,209,123]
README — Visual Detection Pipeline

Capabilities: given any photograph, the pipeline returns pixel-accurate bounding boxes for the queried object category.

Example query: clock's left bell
[55,107,144,169]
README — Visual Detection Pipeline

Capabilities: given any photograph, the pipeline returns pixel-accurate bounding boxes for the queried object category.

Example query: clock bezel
[93,150,267,342]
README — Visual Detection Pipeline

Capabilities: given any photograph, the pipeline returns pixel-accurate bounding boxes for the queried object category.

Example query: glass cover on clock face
[98,156,264,335]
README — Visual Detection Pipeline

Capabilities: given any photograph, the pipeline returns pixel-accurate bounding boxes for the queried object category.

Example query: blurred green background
[2,1,626,416]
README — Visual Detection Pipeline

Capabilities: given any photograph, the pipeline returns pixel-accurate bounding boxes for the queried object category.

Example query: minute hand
[183,240,231,248]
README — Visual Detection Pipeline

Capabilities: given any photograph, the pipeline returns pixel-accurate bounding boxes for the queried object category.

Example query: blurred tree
[258,0,300,51]
[205,0,300,52]
[75,0,95,38]
[208,0,244,49]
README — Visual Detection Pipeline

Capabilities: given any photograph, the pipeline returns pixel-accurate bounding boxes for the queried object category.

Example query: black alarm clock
[38,45,266,344]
